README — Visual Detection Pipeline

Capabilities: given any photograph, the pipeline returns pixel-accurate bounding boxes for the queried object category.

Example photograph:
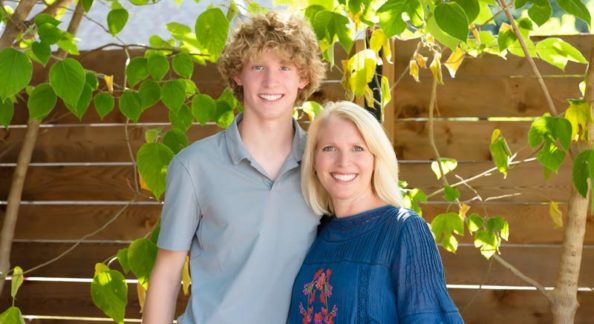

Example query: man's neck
[238,114,295,180]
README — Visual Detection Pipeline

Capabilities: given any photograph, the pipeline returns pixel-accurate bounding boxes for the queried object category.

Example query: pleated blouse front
[288,205,463,324]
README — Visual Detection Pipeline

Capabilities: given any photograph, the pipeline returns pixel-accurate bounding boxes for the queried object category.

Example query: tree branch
[496,0,558,116]
[0,0,36,48]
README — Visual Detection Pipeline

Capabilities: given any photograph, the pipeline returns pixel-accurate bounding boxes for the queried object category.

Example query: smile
[331,173,357,182]
[259,94,284,101]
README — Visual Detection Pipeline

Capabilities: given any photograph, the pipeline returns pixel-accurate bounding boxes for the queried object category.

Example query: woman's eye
[321,146,335,152]
[353,145,365,152]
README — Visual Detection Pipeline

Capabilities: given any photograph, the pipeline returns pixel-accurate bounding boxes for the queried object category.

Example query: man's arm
[143,248,188,324]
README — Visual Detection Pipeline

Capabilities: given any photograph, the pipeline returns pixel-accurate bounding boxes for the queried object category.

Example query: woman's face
[314,117,375,207]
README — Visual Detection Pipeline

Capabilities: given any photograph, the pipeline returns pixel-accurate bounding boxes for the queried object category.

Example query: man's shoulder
[175,130,226,163]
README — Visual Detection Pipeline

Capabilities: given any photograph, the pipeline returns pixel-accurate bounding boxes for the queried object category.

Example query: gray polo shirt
[158,113,320,324]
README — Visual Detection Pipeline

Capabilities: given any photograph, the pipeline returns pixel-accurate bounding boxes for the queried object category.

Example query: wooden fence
[1,35,594,323]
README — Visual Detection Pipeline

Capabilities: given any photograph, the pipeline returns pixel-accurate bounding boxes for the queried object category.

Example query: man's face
[233,49,308,122]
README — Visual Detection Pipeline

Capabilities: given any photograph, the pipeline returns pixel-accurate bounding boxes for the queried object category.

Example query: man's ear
[298,78,309,89]
[233,75,243,86]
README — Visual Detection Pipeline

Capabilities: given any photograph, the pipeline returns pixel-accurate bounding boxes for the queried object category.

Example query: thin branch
[426,157,538,199]
[125,119,140,193]
[390,41,422,93]
[39,0,73,17]
[496,0,558,116]
[22,198,136,275]
[0,0,36,48]
[492,254,553,302]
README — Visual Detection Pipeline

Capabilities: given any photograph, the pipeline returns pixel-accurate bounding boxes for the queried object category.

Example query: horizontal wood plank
[7,242,594,286]
[2,281,594,323]
[0,160,573,202]
[4,204,593,244]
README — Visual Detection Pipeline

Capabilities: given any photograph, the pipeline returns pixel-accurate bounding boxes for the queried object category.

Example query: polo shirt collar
[225,113,307,166]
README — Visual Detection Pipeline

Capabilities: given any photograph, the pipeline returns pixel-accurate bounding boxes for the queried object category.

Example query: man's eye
[280,66,290,71]
[252,65,263,71]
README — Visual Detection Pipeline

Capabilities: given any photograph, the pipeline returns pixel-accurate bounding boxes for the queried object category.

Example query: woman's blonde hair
[218,11,326,105]
[301,101,403,215]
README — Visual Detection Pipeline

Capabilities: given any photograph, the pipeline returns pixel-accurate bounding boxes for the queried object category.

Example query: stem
[549,36,594,324]
[496,0,558,116]
[492,254,552,302]
[0,119,39,295]
[0,0,85,296]
[0,0,36,48]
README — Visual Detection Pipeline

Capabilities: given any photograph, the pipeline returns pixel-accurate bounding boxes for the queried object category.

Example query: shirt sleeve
[391,214,464,323]
[157,155,202,252]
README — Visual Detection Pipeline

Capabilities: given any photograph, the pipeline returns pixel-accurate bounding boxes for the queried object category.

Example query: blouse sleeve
[391,213,464,324]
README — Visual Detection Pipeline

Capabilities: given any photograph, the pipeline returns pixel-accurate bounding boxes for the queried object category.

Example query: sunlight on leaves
[431,158,458,180]
[565,99,593,142]
[549,201,563,229]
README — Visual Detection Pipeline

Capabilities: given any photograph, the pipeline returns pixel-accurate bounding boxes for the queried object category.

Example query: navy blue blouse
[288,205,463,323]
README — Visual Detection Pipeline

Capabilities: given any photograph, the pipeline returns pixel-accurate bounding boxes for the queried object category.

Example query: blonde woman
[288,101,463,323]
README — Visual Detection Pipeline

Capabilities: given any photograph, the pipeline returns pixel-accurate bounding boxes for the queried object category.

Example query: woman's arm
[142,248,188,324]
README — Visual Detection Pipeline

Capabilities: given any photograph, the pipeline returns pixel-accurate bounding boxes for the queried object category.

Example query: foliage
[0,0,592,321]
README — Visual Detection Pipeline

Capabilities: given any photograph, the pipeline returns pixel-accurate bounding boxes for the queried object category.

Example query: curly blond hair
[218,11,326,105]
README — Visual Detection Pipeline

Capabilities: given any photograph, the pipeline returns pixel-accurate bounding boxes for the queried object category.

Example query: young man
[143,12,326,324]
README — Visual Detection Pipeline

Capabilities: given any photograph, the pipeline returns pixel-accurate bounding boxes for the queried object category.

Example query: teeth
[259,94,283,101]
[332,173,356,181]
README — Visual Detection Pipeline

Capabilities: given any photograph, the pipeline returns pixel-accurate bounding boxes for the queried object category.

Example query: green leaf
[34,13,60,27]
[0,98,14,127]
[311,10,353,53]
[27,83,57,120]
[537,141,566,175]
[497,29,517,52]
[126,57,148,87]
[147,53,169,81]
[434,3,469,42]
[191,94,216,125]
[49,58,85,108]
[0,306,25,324]
[214,100,234,128]
[431,158,458,180]
[169,104,193,132]
[565,99,593,141]
[136,142,174,199]
[10,266,24,299]
[431,212,464,252]
[128,238,157,288]
[489,129,512,178]
[427,15,461,51]
[536,37,588,71]
[377,0,422,37]
[528,114,572,150]
[91,264,127,324]
[300,100,323,121]
[161,79,186,113]
[144,128,162,143]
[116,248,130,273]
[38,23,64,44]
[527,0,552,26]
[56,34,79,55]
[0,48,33,99]
[107,8,129,36]
[94,91,115,119]
[82,0,94,12]
[443,185,460,202]
[129,0,149,5]
[119,90,142,122]
[31,41,51,65]
[401,187,427,215]
[558,0,591,28]
[172,53,194,79]
[138,79,161,110]
[163,129,189,154]
[467,213,483,234]
[454,0,480,22]
[72,83,93,119]
[346,49,377,98]
[572,149,594,198]
[86,71,98,90]
[195,8,229,60]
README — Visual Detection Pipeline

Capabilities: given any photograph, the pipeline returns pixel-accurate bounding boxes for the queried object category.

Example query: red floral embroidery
[299,268,338,324]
